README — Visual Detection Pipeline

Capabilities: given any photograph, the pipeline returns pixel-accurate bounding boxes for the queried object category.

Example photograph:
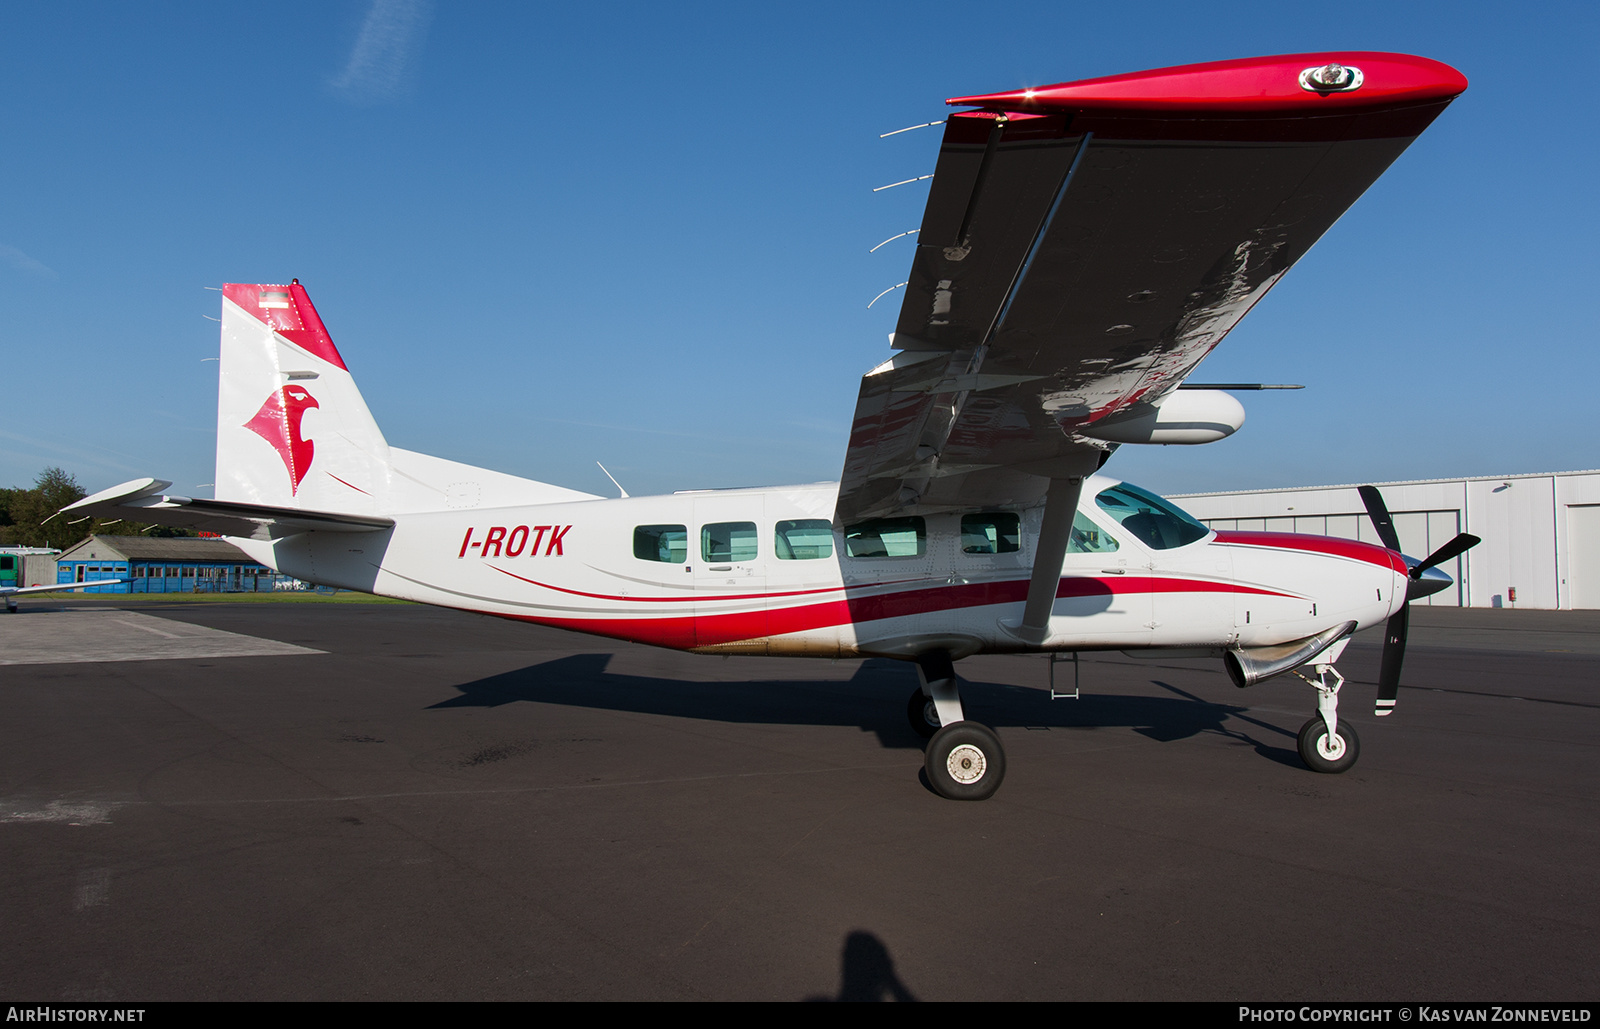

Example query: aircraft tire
[1297,716,1360,774]
[924,721,1005,801]
[907,688,940,739]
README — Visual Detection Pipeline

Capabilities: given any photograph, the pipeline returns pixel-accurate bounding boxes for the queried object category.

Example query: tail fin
[216,282,391,514]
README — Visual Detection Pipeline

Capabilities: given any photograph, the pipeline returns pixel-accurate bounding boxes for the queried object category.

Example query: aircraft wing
[3,580,126,597]
[837,52,1466,522]
[59,478,394,541]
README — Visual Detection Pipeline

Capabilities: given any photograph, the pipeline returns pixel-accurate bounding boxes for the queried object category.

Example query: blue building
[55,535,284,593]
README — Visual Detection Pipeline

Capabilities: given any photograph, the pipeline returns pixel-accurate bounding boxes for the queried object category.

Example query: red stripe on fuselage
[484,574,1295,650]
[1212,530,1406,573]
[488,564,867,604]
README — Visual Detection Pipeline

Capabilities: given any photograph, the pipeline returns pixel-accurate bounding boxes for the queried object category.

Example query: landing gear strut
[1292,660,1360,774]
[912,651,1007,800]
[906,688,940,739]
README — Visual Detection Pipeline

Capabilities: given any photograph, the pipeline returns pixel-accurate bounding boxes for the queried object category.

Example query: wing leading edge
[837,52,1466,523]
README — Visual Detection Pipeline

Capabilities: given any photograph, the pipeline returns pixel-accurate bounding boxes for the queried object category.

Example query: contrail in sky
[0,243,57,280]
[330,0,433,105]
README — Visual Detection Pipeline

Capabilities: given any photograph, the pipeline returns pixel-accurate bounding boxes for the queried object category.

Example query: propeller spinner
[1356,485,1481,716]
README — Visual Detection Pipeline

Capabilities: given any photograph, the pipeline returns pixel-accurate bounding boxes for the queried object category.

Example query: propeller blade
[1410,532,1482,579]
[1357,485,1402,553]
[1375,604,1409,717]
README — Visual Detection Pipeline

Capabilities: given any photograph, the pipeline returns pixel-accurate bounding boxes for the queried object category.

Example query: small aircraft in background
[4,580,128,613]
[64,52,1475,800]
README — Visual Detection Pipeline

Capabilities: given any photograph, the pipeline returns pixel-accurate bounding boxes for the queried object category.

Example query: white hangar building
[1170,470,1600,610]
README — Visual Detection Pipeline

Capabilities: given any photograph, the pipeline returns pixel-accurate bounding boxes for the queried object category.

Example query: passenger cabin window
[1094,482,1209,550]
[702,522,757,563]
[1069,512,1119,554]
[961,513,1020,555]
[843,517,926,558]
[775,519,833,560]
[634,524,688,563]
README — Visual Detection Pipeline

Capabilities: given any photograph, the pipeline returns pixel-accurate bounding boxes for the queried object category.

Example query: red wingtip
[946,52,1467,115]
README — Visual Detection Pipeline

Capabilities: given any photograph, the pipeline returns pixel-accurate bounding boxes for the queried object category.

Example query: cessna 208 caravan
[65,52,1475,800]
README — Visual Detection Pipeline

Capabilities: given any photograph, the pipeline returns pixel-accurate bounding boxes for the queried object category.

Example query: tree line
[0,468,194,550]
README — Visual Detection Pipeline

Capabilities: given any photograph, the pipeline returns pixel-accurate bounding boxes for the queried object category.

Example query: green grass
[28,590,412,605]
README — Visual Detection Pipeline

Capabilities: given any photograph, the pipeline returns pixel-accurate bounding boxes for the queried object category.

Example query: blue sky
[2,1,1595,502]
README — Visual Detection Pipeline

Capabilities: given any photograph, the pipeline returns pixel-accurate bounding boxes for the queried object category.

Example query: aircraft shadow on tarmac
[431,654,1300,763]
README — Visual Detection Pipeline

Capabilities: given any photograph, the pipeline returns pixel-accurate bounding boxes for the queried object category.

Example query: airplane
[61,52,1476,800]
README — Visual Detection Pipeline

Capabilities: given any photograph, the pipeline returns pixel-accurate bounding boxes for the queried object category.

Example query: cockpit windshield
[1094,482,1211,550]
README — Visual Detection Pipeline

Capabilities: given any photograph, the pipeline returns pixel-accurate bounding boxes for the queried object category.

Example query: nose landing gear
[1292,661,1360,773]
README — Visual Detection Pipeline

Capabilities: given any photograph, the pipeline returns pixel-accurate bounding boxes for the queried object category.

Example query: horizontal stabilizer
[60,478,394,541]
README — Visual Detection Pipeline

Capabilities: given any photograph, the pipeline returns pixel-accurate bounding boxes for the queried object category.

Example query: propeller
[1356,485,1482,716]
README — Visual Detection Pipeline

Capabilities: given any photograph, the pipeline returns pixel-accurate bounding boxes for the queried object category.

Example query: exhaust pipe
[1225,621,1356,688]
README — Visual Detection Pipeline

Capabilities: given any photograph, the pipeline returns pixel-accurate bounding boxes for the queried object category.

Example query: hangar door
[1567,505,1600,609]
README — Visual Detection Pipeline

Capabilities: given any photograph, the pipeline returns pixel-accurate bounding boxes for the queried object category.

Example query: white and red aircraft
[65,52,1476,800]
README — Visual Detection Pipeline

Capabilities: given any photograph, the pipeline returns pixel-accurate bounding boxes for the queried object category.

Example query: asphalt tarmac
[1,599,1595,1001]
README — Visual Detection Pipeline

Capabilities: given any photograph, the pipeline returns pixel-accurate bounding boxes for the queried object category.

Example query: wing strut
[1005,469,1093,645]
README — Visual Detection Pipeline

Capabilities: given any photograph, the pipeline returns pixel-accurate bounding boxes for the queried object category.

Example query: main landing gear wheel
[1297,716,1360,774]
[907,688,941,739]
[924,721,1006,801]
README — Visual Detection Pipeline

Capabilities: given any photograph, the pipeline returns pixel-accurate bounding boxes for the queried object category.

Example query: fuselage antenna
[597,462,629,499]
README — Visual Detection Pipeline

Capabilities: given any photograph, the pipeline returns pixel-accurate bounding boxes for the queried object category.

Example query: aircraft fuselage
[233,476,1406,662]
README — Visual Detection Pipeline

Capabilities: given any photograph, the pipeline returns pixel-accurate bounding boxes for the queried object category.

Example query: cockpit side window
[1068,511,1119,554]
[1093,482,1210,550]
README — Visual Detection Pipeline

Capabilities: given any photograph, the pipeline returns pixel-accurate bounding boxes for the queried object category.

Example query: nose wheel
[1297,715,1360,773]
[1292,660,1361,774]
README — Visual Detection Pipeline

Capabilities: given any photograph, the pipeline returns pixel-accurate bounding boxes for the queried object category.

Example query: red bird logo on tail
[244,386,319,493]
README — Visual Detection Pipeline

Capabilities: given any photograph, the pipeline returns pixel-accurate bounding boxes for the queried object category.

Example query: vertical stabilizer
[216,282,390,514]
